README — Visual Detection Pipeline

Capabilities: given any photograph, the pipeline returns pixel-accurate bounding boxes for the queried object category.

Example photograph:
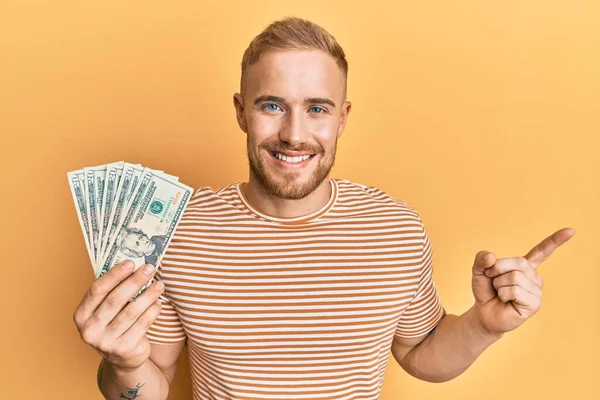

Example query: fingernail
[143,264,155,275]
[122,260,134,270]
[155,281,165,290]
[485,269,491,276]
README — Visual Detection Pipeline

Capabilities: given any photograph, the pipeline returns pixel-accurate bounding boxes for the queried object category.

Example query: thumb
[472,250,496,275]
[472,250,498,304]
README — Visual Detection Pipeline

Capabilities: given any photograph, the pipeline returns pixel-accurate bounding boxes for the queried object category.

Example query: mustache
[261,142,324,154]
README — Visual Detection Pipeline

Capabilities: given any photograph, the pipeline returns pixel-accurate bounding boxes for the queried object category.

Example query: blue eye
[263,103,281,111]
[310,106,325,113]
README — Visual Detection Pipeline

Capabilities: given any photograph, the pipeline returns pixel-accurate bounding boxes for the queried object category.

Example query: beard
[246,136,336,200]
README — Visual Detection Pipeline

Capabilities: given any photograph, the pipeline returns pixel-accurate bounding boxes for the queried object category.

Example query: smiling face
[234,49,351,200]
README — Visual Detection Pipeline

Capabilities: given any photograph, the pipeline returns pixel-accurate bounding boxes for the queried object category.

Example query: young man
[73,17,575,400]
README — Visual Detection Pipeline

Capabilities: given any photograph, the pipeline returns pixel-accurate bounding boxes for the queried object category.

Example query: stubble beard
[246,136,336,200]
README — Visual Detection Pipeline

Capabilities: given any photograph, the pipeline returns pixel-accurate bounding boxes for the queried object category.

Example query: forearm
[98,358,169,400]
[398,305,503,383]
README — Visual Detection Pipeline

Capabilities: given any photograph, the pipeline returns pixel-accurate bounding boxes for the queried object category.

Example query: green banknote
[68,162,187,289]
[67,169,94,266]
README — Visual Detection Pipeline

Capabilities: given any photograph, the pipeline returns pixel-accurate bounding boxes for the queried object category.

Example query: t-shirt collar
[235,179,338,225]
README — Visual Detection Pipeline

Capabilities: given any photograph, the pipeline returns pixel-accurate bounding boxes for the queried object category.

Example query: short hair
[240,17,348,98]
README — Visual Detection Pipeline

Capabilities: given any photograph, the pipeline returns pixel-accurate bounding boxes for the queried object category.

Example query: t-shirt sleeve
[146,270,187,345]
[394,216,445,339]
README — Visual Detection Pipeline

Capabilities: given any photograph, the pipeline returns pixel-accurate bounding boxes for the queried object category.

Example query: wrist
[466,305,504,343]
[105,358,146,377]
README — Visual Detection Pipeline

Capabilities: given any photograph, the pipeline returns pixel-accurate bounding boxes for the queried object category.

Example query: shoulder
[335,178,417,212]
[162,183,239,266]
[334,178,426,230]
[333,178,428,248]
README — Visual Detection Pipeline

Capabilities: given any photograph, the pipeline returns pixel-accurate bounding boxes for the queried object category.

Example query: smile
[269,151,316,168]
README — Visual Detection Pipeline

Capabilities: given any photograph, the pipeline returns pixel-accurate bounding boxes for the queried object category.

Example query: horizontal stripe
[146,178,444,400]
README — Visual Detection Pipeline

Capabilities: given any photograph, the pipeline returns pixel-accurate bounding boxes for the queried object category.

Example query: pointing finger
[524,227,576,269]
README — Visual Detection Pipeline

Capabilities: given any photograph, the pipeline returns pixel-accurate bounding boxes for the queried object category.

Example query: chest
[162,230,422,353]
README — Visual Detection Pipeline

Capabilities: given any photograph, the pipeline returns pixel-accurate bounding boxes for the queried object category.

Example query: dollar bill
[97,163,145,272]
[69,161,192,285]
[83,166,106,265]
[162,173,179,181]
[97,161,124,267]
[67,169,94,266]
[98,170,192,297]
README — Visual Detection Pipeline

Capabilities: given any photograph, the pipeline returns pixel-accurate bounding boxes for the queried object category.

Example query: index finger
[75,260,135,323]
[524,227,576,268]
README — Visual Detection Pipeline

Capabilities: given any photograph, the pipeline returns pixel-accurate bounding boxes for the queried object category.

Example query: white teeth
[274,152,312,163]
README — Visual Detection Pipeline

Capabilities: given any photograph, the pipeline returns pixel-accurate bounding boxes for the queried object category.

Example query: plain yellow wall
[1,1,598,399]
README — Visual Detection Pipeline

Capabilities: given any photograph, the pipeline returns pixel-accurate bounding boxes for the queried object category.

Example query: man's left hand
[471,227,576,335]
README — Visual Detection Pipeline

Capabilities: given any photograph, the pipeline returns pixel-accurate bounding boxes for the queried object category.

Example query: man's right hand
[73,260,165,372]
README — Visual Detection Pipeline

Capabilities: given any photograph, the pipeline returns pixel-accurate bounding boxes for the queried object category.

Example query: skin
[232,47,578,381]
[73,261,174,399]
[74,46,577,394]
[473,227,576,334]
[73,48,355,400]
[393,227,576,382]
[233,49,352,217]
[73,262,163,370]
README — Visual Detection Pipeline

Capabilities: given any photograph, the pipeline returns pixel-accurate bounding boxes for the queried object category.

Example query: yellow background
[1,1,598,399]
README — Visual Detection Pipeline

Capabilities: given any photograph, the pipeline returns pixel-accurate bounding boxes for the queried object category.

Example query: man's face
[122,232,156,256]
[234,49,351,200]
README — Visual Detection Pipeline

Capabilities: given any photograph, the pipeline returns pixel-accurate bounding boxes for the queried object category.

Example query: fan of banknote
[67,161,193,294]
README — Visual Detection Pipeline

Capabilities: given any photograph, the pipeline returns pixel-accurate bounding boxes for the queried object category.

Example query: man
[116,227,167,267]
[73,17,575,400]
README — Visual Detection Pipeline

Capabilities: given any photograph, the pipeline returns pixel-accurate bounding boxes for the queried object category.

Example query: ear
[337,100,352,138]
[233,93,248,133]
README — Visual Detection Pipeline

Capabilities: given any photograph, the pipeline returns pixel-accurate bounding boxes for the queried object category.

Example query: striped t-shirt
[146,178,445,400]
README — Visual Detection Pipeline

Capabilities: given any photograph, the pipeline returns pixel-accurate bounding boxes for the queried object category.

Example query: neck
[242,175,332,219]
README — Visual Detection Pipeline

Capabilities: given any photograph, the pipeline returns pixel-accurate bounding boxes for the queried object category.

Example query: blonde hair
[240,17,348,98]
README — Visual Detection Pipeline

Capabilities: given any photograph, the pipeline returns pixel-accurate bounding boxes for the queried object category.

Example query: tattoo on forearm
[120,382,145,399]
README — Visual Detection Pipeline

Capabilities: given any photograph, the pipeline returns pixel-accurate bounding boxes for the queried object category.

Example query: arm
[392,226,575,383]
[97,341,185,400]
[73,261,186,400]
[391,306,503,383]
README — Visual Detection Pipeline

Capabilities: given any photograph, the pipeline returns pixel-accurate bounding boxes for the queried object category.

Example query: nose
[278,107,309,147]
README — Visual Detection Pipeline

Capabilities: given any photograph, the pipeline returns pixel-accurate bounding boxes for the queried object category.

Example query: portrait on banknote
[115,227,167,267]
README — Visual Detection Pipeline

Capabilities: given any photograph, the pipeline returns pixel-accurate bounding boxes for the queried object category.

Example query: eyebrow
[253,95,336,109]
